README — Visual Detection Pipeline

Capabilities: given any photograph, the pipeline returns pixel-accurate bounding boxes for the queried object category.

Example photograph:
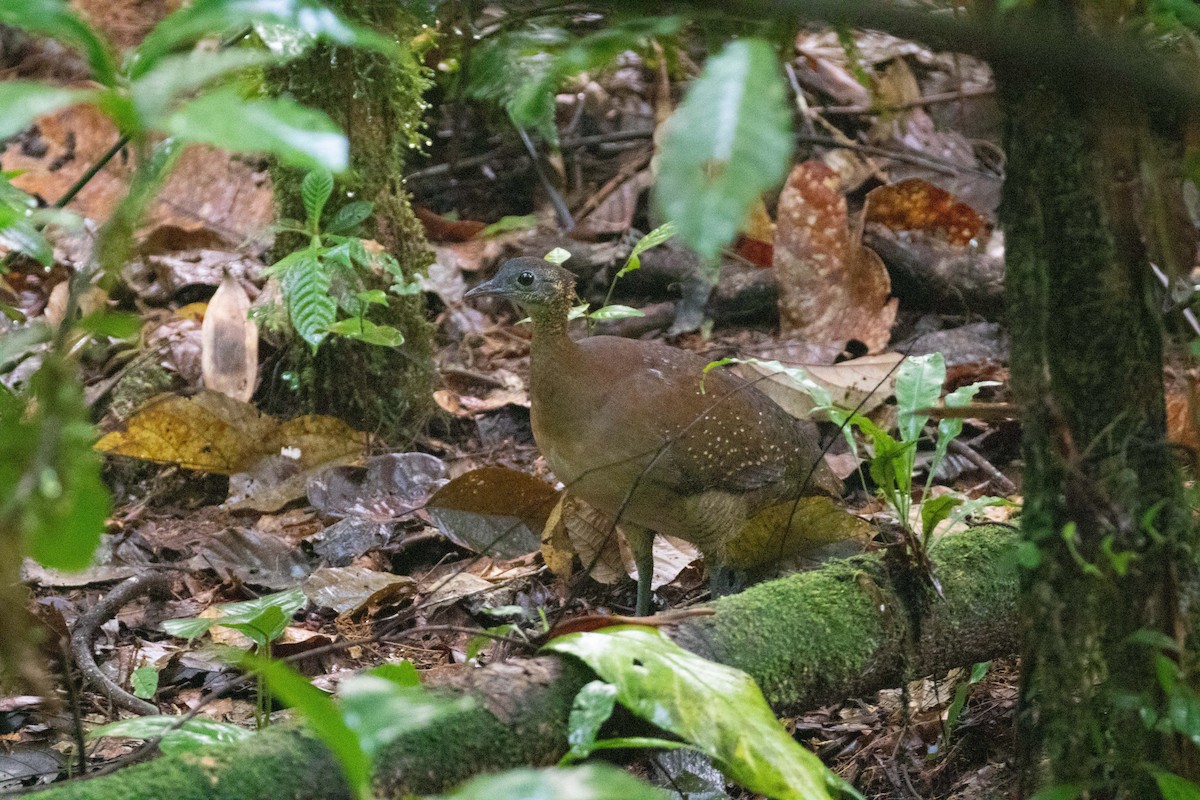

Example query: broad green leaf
[0,82,97,140]
[1155,771,1200,800]
[0,0,117,86]
[338,673,472,760]
[0,323,50,370]
[921,494,963,539]
[162,588,306,641]
[545,627,840,800]
[131,49,279,126]
[327,318,405,348]
[242,654,372,800]
[367,660,420,687]
[5,357,107,570]
[222,605,288,649]
[655,39,792,263]
[436,764,667,800]
[133,0,399,78]
[895,353,944,444]
[90,716,251,754]
[326,201,375,235]
[561,680,618,764]
[587,305,644,321]
[355,290,389,306]
[302,169,334,228]
[76,311,142,339]
[131,665,159,699]
[167,89,348,171]
[280,250,336,351]
[479,214,537,238]
[0,205,53,266]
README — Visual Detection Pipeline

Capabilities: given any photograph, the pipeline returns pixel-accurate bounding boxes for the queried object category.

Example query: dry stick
[69,571,172,717]
[515,125,574,230]
[816,86,996,116]
[946,437,1017,495]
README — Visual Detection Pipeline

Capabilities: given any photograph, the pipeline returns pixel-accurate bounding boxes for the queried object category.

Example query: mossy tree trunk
[264,2,435,442]
[998,70,1199,795]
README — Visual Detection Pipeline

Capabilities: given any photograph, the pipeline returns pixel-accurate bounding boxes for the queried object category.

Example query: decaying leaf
[302,566,416,616]
[724,496,875,571]
[541,493,626,584]
[201,271,258,402]
[737,352,904,421]
[865,178,987,247]
[426,467,559,558]
[774,161,897,352]
[94,391,367,475]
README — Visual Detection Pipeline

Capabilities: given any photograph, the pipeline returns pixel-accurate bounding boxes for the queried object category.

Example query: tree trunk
[263,1,436,443]
[29,527,1021,800]
[998,73,1199,794]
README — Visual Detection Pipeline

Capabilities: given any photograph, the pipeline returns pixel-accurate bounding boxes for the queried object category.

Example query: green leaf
[326,318,405,348]
[131,49,279,127]
[0,201,54,266]
[929,379,1001,489]
[4,357,107,570]
[544,627,841,800]
[895,353,945,444]
[544,247,572,265]
[166,88,348,171]
[280,250,336,351]
[241,654,372,800]
[479,214,537,238]
[1028,785,1085,800]
[90,716,251,755]
[302,169,334,228]
[436,765,668,800]
[134,0,399,78]
[75,311,142,339]
[921,494,963,539]
[0,82,97,140]
[131,665,159,699]
[587,305,645,321]
[366,660,419,687]
[326,201,375,235]
[561,680,618,764]
[1155,771,1200,800]
[0,0,117,86]
[355,290,389,306]
[337,673,472,760]
[619,222,676,278]
[223,605,288,649]
[655,39,793,263]
[162,588,306,642]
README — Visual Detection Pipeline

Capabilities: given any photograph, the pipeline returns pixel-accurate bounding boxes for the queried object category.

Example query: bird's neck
[528,297,579,372]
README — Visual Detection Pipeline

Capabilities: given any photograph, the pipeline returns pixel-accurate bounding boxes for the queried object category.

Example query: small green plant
[267,169,420,353]
[161,588,306,727]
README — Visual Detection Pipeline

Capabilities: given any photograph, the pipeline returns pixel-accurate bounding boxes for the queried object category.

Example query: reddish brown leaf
[865,178,987,247]
[774,160,897,352]
[415,206,487,242]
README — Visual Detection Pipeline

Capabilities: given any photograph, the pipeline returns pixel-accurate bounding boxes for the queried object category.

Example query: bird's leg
[622,525,656,616]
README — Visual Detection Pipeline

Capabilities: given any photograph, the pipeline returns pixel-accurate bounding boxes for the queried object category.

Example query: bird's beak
[464,277,504,300]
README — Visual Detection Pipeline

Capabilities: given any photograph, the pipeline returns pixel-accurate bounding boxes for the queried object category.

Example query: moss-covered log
[263,1,436,442]
[30,527,1019,800]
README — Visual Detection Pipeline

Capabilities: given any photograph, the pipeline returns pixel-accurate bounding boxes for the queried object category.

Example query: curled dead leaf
[201,271,258,402]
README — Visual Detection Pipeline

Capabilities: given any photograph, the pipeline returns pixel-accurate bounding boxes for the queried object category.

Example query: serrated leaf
[166,88,347,171]
[0,0,117,86]
[134,0,399,78]
[302,169,334,228]
[280,251,336,351]
[90,716,251,755]
[545,627,841,800]
[655,39,793,263]
[0,82,97,139]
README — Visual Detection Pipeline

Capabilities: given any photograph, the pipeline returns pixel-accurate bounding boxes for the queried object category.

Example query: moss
[262,1,436,444]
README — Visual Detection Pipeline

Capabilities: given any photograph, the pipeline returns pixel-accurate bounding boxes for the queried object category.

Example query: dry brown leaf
[426,467,559,558]
[94,391,367,474]
[201,271,258,402]
[865,178,987,247]
[541,493,627,585]
[774,160,897,352]
[737,352,904,421]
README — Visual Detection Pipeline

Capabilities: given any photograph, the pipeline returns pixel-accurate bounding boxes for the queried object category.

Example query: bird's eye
[517,271,535,286]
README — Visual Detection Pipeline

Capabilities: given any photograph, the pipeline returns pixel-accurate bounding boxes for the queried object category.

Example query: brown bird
[466,257,842,614]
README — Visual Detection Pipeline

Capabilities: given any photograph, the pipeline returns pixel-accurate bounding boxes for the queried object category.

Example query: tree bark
[998,67,1198,794]
[30,526,1020,800]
